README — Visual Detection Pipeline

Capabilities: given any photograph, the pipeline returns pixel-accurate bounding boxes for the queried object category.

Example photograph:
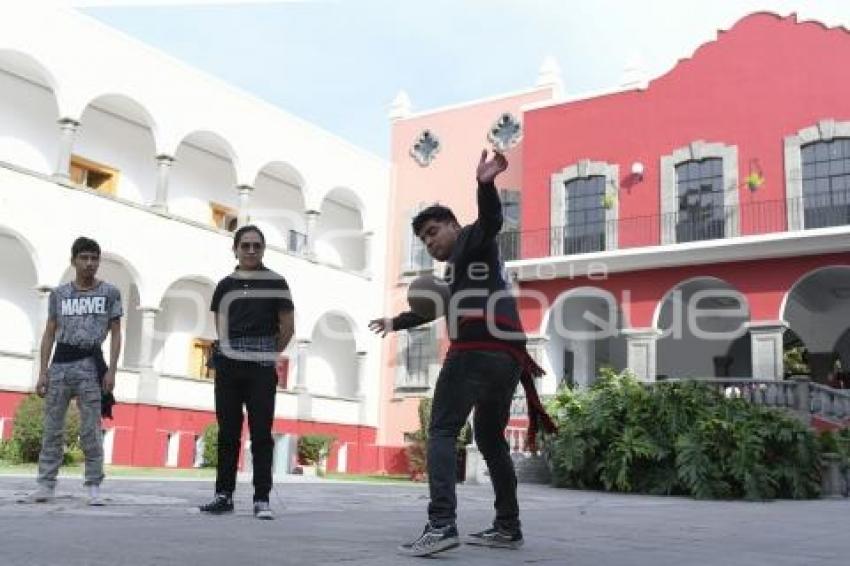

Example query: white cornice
[509,225,850,282]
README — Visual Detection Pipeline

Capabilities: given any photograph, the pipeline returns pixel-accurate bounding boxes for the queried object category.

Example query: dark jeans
[427,350,522,531]
[214,358,277,501]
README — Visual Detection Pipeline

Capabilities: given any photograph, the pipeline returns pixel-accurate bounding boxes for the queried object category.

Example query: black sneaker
[398,522,460,557]
[199,493,234,515]
[465,526,524,549]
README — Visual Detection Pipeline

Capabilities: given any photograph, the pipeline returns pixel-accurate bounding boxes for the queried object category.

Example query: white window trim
[783,119,850,231]
[550,159,619,256]
[660,140,740,245]
[394,324,438,393]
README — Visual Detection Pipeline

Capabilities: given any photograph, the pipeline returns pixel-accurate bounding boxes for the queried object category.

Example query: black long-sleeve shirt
[393,180,525,345]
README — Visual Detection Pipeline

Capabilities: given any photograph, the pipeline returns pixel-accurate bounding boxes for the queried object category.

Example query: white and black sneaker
[253,500,274,520]
[398,522,460,557]
[465,526,524,549]
[199,493,234,515]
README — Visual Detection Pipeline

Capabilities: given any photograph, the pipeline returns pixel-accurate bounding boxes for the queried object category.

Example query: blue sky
[78,0,849,158]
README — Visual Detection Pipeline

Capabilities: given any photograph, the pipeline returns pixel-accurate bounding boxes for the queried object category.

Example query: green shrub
[545,370,823,500]
[0,439,18,462]
[404,397,471,481]
[201,423,218,468]
[298,434,334,465]
[9,394,80,464]
[63,445,84,466]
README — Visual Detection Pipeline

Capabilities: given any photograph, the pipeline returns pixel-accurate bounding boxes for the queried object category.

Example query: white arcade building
[0,6,391,473]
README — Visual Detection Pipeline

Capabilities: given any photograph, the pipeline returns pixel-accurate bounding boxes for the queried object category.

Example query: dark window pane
[802,163,815,179]
[802,144,815,162]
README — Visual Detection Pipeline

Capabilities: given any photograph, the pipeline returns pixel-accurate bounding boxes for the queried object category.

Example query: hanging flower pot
[602,193,616,209]
[745,171,764,190]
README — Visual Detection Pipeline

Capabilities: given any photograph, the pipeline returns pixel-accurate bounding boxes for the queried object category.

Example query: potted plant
[297,434,334,477]
[601,193,616,209]
[745,171,764,190]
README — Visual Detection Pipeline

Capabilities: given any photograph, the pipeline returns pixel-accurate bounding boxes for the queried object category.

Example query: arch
[540,286,626,334]
[169,130,240,227]
[779,265,850,321]
[314,187,366,271]
[540,286,627,391]
[780,265,850,383]
[0,49,61,174]
[0,48,60,96]
[153,276,217,377]
[306,310,360,398]
[77,93,158,140]
[174,129,239,166]
[308,309,363,351]
[651,275,748,330]
[252,161,308,251]
[0,225,41,284]
[653,276,751,379]
[75,93,159,203]
[0,229,40,352]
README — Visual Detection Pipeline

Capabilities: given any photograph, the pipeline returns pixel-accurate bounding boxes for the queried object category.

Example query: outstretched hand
[476,149,508,184]
[368,318,392,338]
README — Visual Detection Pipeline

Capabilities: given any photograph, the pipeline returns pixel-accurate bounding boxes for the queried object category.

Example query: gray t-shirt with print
[49,281,123,350]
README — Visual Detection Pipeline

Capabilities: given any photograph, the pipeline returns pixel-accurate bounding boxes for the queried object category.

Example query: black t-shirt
[210,267,294,340]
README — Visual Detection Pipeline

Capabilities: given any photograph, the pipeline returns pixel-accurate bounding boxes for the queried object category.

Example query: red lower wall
[0,390,409,474]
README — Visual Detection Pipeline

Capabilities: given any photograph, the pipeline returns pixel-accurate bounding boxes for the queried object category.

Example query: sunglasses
[238,242,264,251]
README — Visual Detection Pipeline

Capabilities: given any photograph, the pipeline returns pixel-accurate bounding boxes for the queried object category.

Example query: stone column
[526,334,550,393]
[304,210,321,261]
[294,338,312,420]
[152,154,175,212]
[136,306,161,370]
[746,321,787,380]
[361,230,374,277]
[355,350,368,424]
[623,328,661,382]
[236,184,254,228]
[354,350,368,399]
[573,339,596,389]
[54,118,80,180]
[31,285,53,386]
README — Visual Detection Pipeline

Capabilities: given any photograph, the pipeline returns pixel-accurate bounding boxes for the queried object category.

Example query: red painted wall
[0,391,406,474]
[518,252,850,330]
[522,13,850,257]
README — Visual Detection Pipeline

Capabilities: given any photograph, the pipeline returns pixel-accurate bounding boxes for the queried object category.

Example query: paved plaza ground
[0,473,847,566]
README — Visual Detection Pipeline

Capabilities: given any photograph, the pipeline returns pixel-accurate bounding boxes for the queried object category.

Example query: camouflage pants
[37,361,104,488]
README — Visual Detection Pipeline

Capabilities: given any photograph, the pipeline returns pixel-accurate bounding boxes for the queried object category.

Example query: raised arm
[467,149,508,249]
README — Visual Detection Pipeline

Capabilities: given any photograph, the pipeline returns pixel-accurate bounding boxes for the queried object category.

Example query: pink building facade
[377,12,850,470]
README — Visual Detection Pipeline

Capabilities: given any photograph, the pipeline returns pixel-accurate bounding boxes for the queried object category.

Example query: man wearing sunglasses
[200,225,295,520]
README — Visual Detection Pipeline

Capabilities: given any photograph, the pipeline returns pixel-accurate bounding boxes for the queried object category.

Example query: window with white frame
[550,160,619,255]
[395,326,435,391]
[564,176,606,254]
[800,139,850,229]
[675,158,726,243]
[660,141,738,244]
[402,204,434,274]
[497,189,521,261]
